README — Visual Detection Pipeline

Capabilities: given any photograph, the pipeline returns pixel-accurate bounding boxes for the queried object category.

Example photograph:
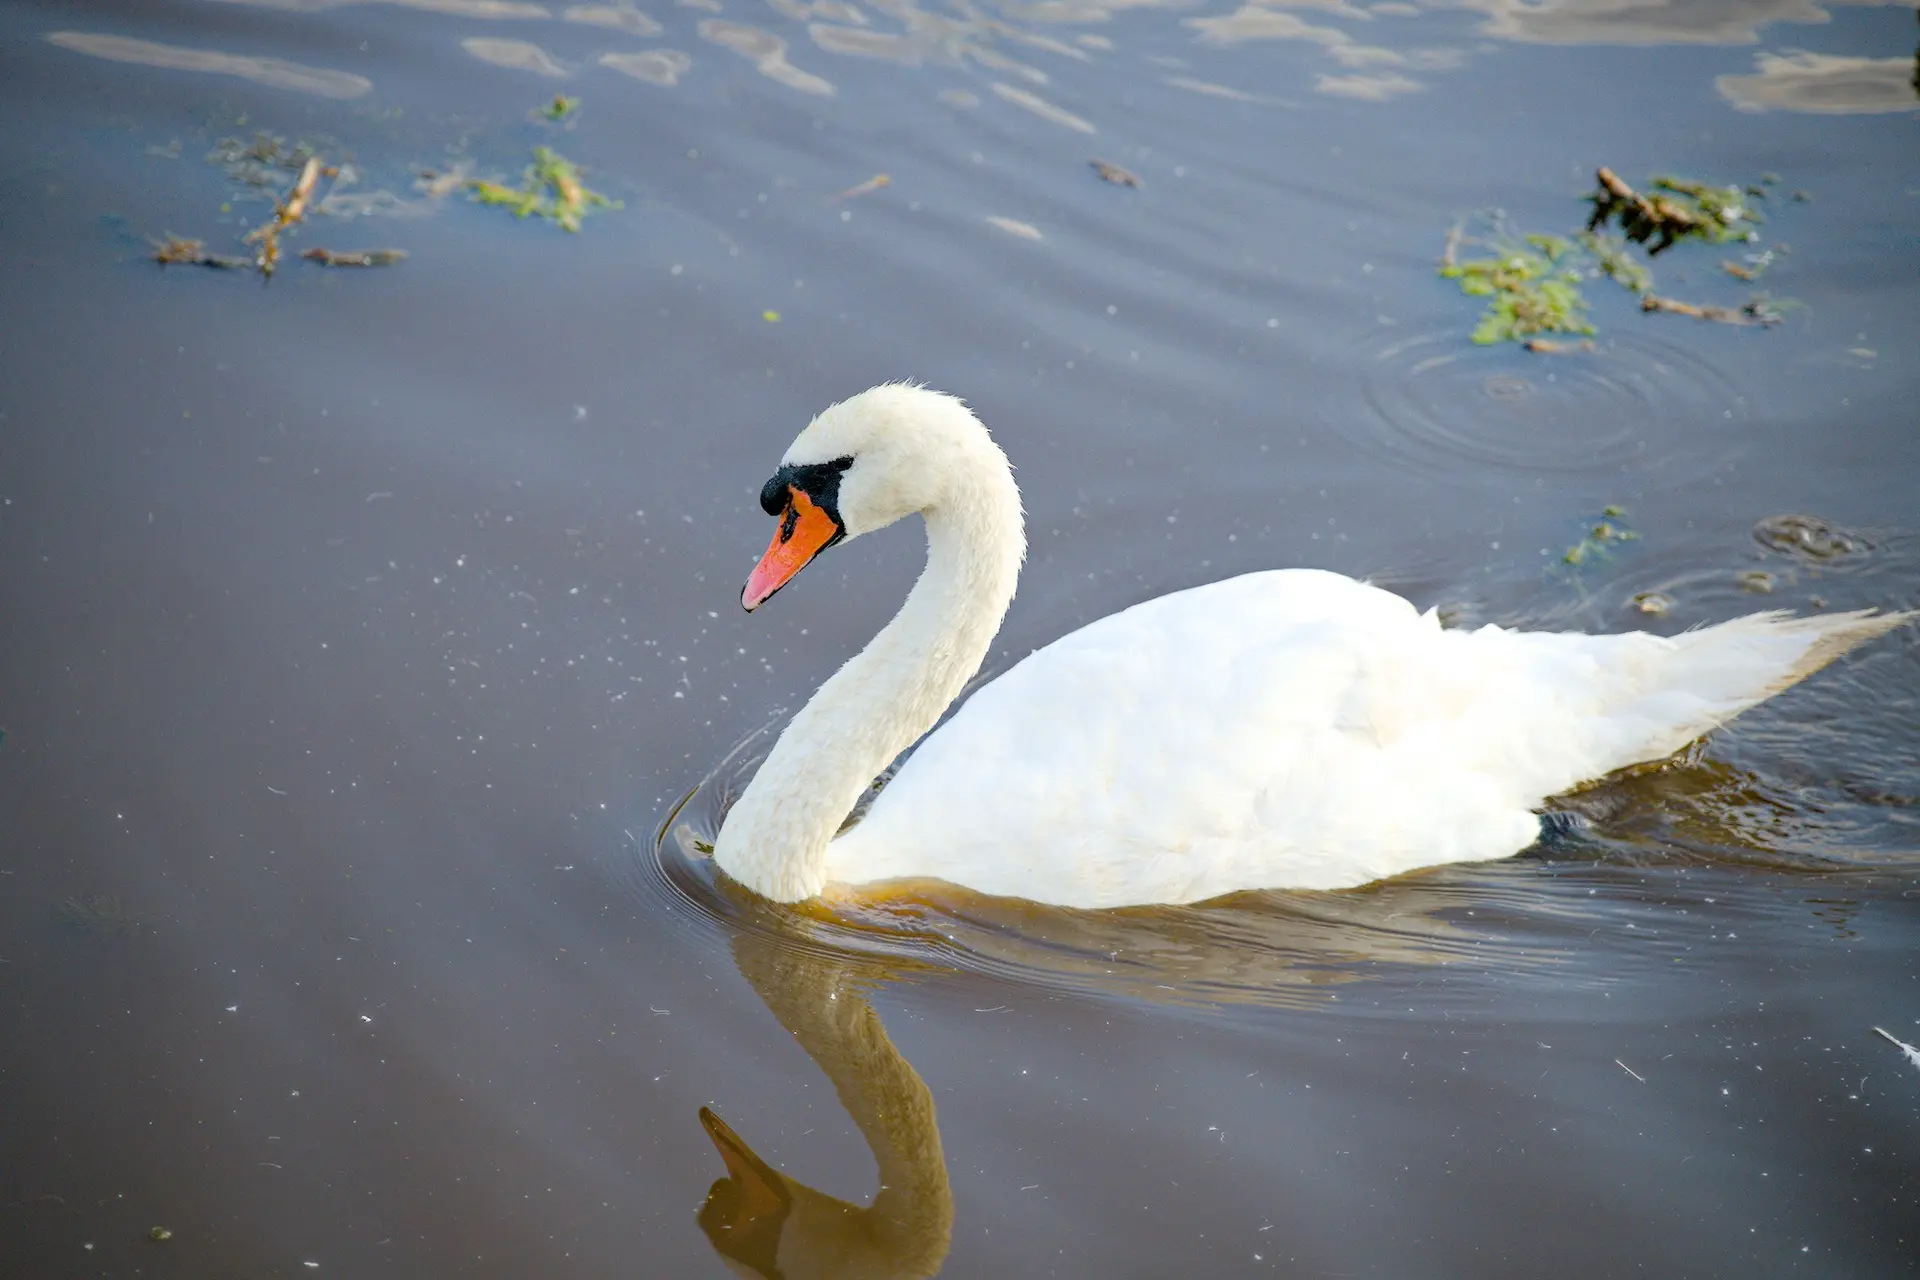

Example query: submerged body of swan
[713,384,1911,910]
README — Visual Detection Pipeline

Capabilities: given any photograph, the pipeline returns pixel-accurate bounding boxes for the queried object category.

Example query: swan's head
[742,384,1008,611]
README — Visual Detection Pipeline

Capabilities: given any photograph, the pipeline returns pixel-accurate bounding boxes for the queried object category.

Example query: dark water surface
[4,1,1919,1275]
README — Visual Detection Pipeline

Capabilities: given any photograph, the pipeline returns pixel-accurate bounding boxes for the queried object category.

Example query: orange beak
[742,486,841,611]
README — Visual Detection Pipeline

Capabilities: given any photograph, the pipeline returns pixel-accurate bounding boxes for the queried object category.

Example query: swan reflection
[697,929,952,1280]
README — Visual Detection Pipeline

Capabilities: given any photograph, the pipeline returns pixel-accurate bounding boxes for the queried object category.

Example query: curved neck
[715,472,1023,901]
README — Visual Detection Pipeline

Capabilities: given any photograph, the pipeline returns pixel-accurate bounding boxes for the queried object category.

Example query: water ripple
[1340,327,1749,484]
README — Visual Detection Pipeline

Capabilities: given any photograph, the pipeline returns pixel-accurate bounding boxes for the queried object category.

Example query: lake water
[2,1,1918,1275]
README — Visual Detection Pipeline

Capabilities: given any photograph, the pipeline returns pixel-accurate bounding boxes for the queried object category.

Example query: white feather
[1875,1027,1920,1070]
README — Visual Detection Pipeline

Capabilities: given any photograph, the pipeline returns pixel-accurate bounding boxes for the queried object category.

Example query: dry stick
[1641,294,1779,327]
[245,156,324,278]
[301,248,406,267]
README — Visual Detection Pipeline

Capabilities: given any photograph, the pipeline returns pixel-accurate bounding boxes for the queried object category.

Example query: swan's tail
[1612,607,1913,761]
[1492,606,1911,801]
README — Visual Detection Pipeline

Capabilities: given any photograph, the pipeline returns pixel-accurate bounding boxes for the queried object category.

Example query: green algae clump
[470,146,616,232]
[1440,230,1594,346]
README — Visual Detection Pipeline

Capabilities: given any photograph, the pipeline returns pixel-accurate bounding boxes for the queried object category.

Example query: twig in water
[245,156,325,277]
[1641,294,1783,327]
[301,248,406,267]
[1615,1059,1646,1082]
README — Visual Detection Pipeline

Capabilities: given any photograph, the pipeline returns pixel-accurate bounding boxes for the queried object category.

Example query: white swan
[713,384,1911,908]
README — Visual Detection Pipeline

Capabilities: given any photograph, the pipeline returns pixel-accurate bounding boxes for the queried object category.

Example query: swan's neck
[715,479,1023,901]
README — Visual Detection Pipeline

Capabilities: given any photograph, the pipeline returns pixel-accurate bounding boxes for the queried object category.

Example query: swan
[712,383,1911,908]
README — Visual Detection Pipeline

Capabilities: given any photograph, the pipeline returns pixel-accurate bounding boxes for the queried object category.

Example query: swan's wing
[826,570,1906,907]
[828,570,1532,903]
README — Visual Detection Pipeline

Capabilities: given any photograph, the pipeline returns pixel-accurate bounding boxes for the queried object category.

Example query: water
[2,1,1918,1275]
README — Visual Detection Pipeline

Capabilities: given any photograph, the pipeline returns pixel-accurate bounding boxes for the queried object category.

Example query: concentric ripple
[1340,328,1751,483]
[612,729,1619,1013]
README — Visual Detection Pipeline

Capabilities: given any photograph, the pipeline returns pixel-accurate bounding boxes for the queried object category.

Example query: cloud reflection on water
[1717,48,1920,112]
[44,30,373,98]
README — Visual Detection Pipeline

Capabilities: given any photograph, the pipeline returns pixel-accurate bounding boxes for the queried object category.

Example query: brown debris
[1090,159,1140,188]
[1587,167,1700,256]
[1640,293,1781,326]
[301,247,406,267]
[150,235,251,270]
[1523,338,1596,355]
[243,156,325,277]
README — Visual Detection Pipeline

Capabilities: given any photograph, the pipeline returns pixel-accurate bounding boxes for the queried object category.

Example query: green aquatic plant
[469,146,616,232]
[1577,231,1651,295]
[1440,230,1594,346]
[1562,508,1639,567]
[538,94,580,123]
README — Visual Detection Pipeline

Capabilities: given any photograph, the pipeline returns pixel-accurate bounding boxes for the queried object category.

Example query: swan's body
[714,385,1910,908]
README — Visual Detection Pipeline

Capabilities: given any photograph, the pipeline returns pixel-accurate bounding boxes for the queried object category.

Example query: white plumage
[714,385,1910,908]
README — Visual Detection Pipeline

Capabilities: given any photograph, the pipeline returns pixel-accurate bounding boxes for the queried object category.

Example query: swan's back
[826,569,1907,907]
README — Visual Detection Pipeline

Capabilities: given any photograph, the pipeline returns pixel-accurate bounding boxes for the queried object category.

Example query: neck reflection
[697,927,953,1280]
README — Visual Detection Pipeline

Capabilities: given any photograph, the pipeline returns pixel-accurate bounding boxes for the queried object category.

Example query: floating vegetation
[1753,513,1869,561]
[1737,569,1777,594]
[469,146,616,232]
[301,247,405,267]
[1089,158,1140,188]
[1562,506,1638,567]
[155,151,390,278]
[208,131,324,192]
[1587,167,1758,255]
[1576,231,1651,294]
[56,893,142,937]
[147,1227,173,1243]
[537,93,580,123]
[1631,591,1673,616]
[1440,227,1593,346]
[150,234,250,269]
[1444,166,1797,347]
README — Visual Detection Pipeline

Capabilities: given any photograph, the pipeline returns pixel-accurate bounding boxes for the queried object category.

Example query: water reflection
[1461,0,1888,46]
[564,2,665,36]
[1717,49,1920,113]
[700,19,839,94]
[697,928,952,1280]
[44,31,372,98]
[463,35,572,74]
[74,0,1913,121]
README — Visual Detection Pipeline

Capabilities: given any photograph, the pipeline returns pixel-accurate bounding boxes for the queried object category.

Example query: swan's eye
[759,456,854,517]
